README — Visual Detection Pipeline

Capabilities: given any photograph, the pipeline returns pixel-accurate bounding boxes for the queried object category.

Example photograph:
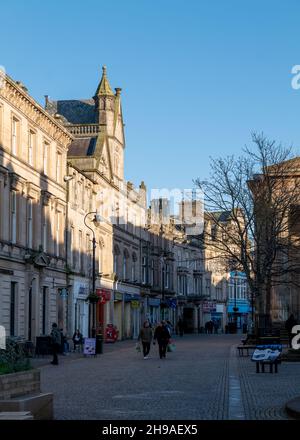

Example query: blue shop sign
[148,298,161,307]
[230,271,247,279]
[167,298,177,309]
[125,293,141,302]
[227,299,250,313]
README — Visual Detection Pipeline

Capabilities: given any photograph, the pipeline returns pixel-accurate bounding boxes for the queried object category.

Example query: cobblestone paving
[39,334,234,420]
[237,355,300,420]
[38,334,300,420]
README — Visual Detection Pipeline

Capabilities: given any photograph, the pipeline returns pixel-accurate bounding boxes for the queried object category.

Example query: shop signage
[78,285,88,297]
[227,299,250,313]
[131,300,140,309]
[96,289,111,304]
[83,338,96,356]
[125,293,141,302]
[203,301,217,313]
[114,292,123,301]
[167,298,177,309]
[148,298,161,307]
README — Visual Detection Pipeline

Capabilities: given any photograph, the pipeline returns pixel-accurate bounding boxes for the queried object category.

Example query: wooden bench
[255,358,281,373]
[252,344,282,374]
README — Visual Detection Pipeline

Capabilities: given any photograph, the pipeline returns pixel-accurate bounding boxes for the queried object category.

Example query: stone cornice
[9,172,26,193]
[0,75,74,149]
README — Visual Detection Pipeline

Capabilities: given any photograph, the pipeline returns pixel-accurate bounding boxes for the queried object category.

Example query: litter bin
[96,334,103,354]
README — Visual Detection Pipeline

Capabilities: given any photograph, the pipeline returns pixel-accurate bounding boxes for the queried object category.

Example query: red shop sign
[96,289,111,304]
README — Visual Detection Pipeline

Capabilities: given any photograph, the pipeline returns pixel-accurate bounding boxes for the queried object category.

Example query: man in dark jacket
[153,321,170,359]
[138,321,153,359]
[50,323,62,365]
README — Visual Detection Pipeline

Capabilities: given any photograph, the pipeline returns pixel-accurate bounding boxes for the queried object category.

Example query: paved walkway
[36,334,300,420]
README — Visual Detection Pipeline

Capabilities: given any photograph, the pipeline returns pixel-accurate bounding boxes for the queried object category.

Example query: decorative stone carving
[0,77,73,149]
[41,190,52,206]
[9,172,26,192]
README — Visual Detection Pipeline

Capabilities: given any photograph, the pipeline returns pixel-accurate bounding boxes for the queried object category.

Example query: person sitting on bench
[72,329,83,352]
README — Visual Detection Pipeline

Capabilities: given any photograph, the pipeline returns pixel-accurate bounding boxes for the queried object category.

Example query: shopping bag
[135,342,141,352]
[167,343,176,352]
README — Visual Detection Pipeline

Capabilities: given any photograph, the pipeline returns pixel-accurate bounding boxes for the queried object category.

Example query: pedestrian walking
[138,320,153,359]
[177,318,184,337]
[50,323,62,365]
[285,314,297,348]
[153,321,170,359]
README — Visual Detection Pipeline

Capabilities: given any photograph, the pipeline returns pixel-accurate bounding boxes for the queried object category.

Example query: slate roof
[205,211,232,222]
[46,99,96,124]
[68,137,97,157]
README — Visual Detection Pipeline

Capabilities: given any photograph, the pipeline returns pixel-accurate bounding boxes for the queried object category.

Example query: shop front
[96,288,111,334]
[73,282,89,338]
[227,299,251,331]
[113,291,123,340]
[211,304,226,333]
[202,300,217,332]
[147,297,161,326]
[124,293,141,339]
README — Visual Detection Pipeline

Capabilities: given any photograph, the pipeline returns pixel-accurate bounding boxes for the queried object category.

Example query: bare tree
[195,132,300,327]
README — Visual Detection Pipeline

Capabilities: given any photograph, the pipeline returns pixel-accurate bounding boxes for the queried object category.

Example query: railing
[67,124,99,136]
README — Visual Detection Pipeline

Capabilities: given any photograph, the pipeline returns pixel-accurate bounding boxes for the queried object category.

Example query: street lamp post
[233,271,239,333]
[84,211,100,338]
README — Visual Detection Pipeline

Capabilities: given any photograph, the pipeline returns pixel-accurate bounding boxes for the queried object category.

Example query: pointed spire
[94,66,114,97]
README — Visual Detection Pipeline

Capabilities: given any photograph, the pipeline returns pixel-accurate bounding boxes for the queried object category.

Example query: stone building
[0,74,72,341]
[45,66,148,340]
[0,66,229,344]
[144,197,205,333]
[203,210,251,331]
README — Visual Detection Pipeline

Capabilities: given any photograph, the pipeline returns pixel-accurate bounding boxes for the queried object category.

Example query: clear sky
[1,0,300,195]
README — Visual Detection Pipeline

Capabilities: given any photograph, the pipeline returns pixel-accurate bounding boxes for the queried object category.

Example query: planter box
[0,369,53,420]
[0,369,40,399]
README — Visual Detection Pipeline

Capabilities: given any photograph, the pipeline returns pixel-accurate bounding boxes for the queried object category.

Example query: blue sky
[1,0,300,194]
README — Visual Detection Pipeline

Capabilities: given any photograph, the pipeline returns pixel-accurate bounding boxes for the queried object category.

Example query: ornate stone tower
[45,66,125,184]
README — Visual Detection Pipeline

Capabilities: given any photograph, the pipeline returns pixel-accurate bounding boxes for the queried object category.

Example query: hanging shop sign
[167,298,177,309]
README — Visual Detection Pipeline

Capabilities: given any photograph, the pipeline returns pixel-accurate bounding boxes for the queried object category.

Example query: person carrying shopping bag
[153,321,170,359]
[138,320,153,359]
